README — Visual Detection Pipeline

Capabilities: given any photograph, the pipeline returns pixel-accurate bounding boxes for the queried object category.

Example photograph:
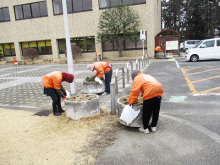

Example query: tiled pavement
[0,62,135,112]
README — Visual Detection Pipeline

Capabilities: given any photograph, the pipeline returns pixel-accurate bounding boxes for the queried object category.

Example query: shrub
[23,48,39,61]
[65,45,82,62]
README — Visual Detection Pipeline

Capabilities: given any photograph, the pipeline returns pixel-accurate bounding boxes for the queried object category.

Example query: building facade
[0,0,161,61]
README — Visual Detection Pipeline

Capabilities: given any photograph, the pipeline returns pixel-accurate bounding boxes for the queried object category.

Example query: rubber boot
[57,98,65,113]
[52,102,61,116]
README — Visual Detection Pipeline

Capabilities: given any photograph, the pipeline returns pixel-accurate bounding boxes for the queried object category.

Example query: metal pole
[110,83,116,115]
[142,40,145,57]
[62,0,76,94]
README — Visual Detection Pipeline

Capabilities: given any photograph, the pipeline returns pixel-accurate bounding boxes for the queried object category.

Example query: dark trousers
[50,92,61,113]
[142,96,162,129]
[105,68,112,94]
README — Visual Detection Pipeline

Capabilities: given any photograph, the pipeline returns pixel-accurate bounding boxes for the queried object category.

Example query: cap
[62,72,74,83]
[87,64,94,71]
[131,70,140,80]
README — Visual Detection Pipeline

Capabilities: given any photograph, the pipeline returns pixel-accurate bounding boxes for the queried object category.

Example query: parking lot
[177,58,220,95]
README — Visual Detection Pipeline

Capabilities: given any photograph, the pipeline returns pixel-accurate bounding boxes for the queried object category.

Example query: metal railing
[135,59,141,70]
[110,83,116,114]
[115,67,125,94]
[126,61,133,84]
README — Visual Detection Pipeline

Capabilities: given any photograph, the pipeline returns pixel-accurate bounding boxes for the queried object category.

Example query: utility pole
[62,0,76,94]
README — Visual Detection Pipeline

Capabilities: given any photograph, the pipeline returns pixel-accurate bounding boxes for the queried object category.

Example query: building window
[21,40,52,55]
[53,0,92,15]
[0,43,15,56]
[102,33,147,51]
[0,7,10,22]
[99,0,146,9]
[58,37,95,53]
[14,1,48,20]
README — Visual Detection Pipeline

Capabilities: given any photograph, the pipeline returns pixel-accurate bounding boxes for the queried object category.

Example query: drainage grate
[34,110,52,116]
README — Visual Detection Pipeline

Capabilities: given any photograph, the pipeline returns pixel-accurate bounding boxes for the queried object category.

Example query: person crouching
[42,71,74,116]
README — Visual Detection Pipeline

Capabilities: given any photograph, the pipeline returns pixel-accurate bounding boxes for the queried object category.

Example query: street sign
[140,30,146,40]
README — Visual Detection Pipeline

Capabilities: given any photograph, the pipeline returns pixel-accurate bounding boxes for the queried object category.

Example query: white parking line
[175,60,180,68]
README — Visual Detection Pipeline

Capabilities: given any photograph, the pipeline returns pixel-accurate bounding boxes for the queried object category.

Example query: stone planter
[117,95,143,127]
[64,94,100,120]
[83,80,105,94]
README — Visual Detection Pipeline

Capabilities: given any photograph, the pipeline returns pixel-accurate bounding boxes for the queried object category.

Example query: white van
[184,40,200,51]
[186,38,220,62]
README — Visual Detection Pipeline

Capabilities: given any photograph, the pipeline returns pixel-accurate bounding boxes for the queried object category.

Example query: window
[14,1,48,20]
[217,40,220,47]
[201,40,215,48]
[53,0,92,15]
[0,43,15,56]
[0,7,10,22]
[20,40,52,55]
[58,37,95,53]
[99,0,146,9]
[102,33,146,51]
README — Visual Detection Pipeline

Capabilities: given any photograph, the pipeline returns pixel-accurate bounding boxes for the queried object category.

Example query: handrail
[115,67,125,94]
[135,59,140,70]
[110,83,116,115]
[126,61,133,83]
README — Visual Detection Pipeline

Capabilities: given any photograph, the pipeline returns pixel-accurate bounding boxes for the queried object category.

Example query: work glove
[95,77,103,85]
[62,96,66,99]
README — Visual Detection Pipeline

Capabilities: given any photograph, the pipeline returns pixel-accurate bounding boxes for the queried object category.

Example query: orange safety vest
[12,58,18,64]
[95,51,100,56]
[42,71,63,90]
[155,46,162,52]
[93,62,112,78]
[128,73,163,104]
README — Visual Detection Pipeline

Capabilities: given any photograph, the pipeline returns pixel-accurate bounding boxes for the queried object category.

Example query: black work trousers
[142,96,162,129]
[50,91,61,113]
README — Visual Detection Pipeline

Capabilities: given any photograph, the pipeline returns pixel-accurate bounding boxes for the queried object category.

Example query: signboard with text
[166,41,178,50]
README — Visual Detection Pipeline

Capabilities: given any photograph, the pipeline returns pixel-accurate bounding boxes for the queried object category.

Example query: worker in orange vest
[87,62,112,95]
[42,71,74,116]
[128,70,163,134]
[95,51,102,61]
[154,45,162,57]
[12,56,19,65]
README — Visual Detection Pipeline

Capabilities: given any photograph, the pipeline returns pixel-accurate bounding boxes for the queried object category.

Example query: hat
[62,72,74,83]
[87,64,94,71]
[131,70,140,80]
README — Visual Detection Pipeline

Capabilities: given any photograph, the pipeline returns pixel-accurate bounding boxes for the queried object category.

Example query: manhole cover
[34,110,52,116]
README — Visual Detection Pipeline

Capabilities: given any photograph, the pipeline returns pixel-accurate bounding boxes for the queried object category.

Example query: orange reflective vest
[93,62,112,78]
[42,71,63,90]
[12,58,18,64]
[155,46,162,52]
[128,73,163,104]
[95,51,100,56]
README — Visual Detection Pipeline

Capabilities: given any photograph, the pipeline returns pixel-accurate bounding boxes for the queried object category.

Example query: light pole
[62,0,76,94]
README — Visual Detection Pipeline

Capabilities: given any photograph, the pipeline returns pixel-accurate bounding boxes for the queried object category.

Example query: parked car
[184,40,200,51]
[180,42,184,51]
[186,38,220,62]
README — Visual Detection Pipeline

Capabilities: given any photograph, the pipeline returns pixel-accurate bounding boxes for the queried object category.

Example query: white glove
[66,90,71,98]
[95,77,103,85]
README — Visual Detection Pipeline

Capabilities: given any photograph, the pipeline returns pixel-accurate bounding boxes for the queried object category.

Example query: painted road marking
[192,75,220,83]
[181,68,197,94]
[188,68,220,76]
[181,67,220,95]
